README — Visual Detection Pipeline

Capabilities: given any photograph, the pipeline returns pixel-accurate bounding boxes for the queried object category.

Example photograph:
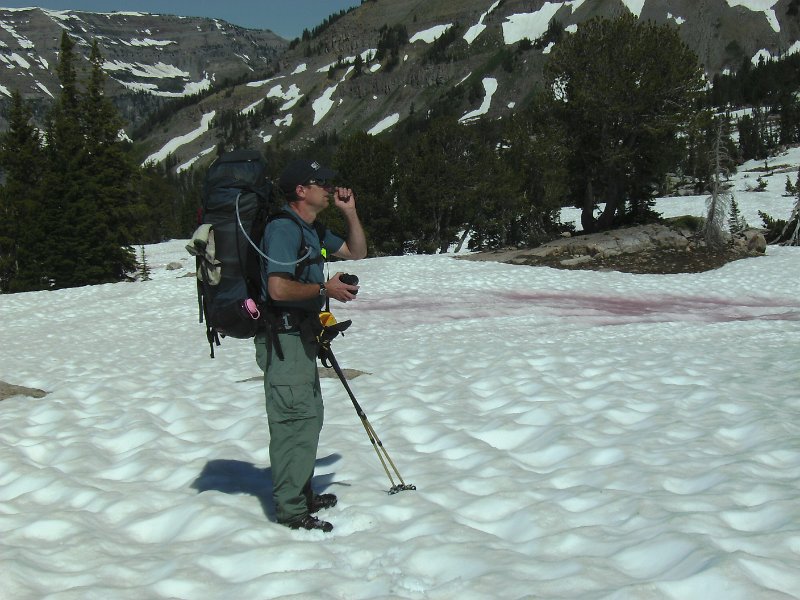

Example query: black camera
[339,273,359,294]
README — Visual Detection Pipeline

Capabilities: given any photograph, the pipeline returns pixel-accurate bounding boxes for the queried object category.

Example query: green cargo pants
[263,331,324,524]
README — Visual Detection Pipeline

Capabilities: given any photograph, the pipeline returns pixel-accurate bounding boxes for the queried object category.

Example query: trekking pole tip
[388,483,417,495]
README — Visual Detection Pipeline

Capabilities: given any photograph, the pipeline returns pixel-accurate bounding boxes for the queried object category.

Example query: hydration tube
[235,192,312,266]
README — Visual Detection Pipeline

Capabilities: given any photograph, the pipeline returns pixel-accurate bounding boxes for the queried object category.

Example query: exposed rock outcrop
[0,381,48,401]
[460,223,767,274]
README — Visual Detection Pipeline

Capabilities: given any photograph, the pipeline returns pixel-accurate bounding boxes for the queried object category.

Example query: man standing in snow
[258,158,366,532]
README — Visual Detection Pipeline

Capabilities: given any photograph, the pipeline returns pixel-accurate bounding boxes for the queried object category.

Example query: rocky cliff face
[0,7,286,127]
[0,1,798,170]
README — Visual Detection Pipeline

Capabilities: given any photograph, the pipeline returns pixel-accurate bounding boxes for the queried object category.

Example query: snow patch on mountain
[313,84,339,125]
[0,19,34,48]
[410,24,453,44]
[621,0,646,17]
[102,59,189,79]
[502,3,564,45]
[122,38,176,48]
[318,49,378,73]
[177,145,216,173]
[368,113,399,136]
[459,77,498,122]
[247,75,284,88]
[179,75,213,97]
[99,11,151,18]
[725,0,779,9]
[35,81,53,98]
[113,73,212,98]
[752,39,800,64]
[142,111,216,166]
[0,53,30,69]
[726,0,781,31]
[667,12,686,25]
[464,0,502,45]
[274,113,293,128]
[266,82,303,111]
[241,98,264,115]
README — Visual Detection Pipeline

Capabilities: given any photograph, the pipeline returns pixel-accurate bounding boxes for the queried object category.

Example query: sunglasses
[305,179,333,190]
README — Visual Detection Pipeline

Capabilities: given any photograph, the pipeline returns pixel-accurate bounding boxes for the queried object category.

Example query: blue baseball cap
[278,158,337,194]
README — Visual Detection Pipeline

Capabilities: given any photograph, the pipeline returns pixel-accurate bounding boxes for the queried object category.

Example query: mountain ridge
[0,1,799,171]
[0,7,286,127]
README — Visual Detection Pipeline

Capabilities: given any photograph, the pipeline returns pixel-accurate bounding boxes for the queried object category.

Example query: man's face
[299,179,333,210]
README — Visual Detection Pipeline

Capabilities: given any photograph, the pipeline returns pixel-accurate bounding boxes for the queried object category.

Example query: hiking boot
[286,514,333,533]
[308,493,337,513]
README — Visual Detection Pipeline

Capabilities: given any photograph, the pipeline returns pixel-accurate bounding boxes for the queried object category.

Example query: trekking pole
[322,343,416,495]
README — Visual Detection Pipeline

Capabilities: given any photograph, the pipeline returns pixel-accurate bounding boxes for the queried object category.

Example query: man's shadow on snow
[191,453,343,521]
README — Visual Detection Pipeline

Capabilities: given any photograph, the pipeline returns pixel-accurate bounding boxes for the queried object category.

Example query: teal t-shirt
[260,207,344,313]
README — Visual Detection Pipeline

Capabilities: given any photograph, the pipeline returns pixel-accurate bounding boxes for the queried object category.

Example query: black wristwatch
[318,283,327,297]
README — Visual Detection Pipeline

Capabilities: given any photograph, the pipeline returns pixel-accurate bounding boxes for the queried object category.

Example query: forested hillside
[1,1,800,292]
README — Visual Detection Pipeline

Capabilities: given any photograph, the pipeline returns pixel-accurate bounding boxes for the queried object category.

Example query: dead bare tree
[779,196,800,246]
[704,121,733,249]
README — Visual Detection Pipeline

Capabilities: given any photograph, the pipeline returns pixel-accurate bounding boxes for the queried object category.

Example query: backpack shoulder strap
[268,210,327,278]
[313,221,328,255]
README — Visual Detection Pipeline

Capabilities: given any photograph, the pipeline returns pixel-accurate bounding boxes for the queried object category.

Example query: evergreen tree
[501,100,571,245]
[785,168,800,197]
[778,95,800,145]
[728,196,748,235]
[352,53,364,77]
[710,52,800,112]
[423,23,463,64]
[682,113,738,194]
[395,116,478,253]
[737,109,773,161]
[76,40,137,282]
[0,91,46,291]
[139,245,152,281]
[2,34,196,291]
[375,24,408,71]
[25,33,138,290]
[42,31,89,288]
[134,164,200,242]
[464,142,525,250]
[332,131,399,255]
[541,14,706,233]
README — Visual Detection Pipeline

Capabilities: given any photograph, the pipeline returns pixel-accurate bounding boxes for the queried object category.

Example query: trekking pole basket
[317,323,415,495]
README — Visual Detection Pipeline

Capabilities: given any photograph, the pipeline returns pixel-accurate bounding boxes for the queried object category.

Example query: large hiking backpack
[187,149,272,357]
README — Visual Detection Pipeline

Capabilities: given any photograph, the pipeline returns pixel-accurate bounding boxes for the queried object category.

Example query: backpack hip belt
[267,308,310,333]
[265,309,322,360]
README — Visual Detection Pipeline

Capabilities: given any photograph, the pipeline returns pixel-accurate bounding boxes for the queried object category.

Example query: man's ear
[295,184,306,199]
